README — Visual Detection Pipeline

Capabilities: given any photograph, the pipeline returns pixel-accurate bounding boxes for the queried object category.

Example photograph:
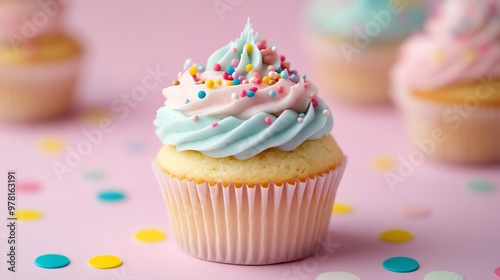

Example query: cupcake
[303,0,427,103]
[153,20,346,265]
[391,0,500,164]
[0,0,82,122]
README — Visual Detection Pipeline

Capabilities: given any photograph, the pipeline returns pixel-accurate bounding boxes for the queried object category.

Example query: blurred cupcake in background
[391,0,500,164]
[0,0,83,122]
[303,0,426,103]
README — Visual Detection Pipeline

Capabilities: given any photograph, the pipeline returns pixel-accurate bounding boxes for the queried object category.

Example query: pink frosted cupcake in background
[391,0,500,164]
[303,0,427,103]
[153,20,346,265]
[0,0,83,122]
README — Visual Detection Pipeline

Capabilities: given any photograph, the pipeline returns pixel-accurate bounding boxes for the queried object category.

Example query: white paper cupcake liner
[153,157,347,265]
[0,55,82,122]
[392,84,500,163]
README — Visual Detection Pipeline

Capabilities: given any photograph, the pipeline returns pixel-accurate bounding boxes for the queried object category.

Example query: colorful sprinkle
[245,64,253,72]
[38,137,64,154]
[332,203,353,214]
[299,113,306,118]
[88,255,122,269]
[281,70,289,79]
[400,205,430,219]
[467,179,495,193]
[192,115,199,121]
[271,46,277,53]
[494,267,500,279]
[240,90,247,98]
[371,156,396,170]
[97,190,126,202]
[255,78,262,85]
[213,63,221,71]
[310,93,318,99]
[15,209,42,221]
[232,79,241,85]
[184,99,190,104]
[262,76,271,85]
[198,90,206,99]
[312,99,319,107]
[382,257,419,273]
[242,80,248,84]
[316,271,360,280]
[297,118,304,123]
[253,72,261,78]
[245,43,253,53]
[323,110,330,116]
[83,170,106,181]
[231,93,239,100]
[206,80,215,89]
[225,81,233,86]
[276,67,282,73]
[256,42,265,50]
[247,90,255,98]
[231,47,237,53]
[231,59,239,67]
[268,65,276,71]
[215,79,222,86]
[18,181,41,193]
[34,254,70,269]
[290,74,298,83]
[212,122,218,128]
[197,65,205,72]
[227,65,235,75]
[304,82,309,89]
[269,90,277,98]
[269,71,278,79]
[424,271,464,280]
[264,117,272,125]
[189,66,198,75]
[280,55,286,62]
[135,228,166,243]
[380,229,413,243]
[302,74,307,80]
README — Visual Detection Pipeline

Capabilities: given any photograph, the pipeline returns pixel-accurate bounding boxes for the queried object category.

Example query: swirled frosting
[305,0,426,40]
[392,0,500,90]
[155,20,334,160]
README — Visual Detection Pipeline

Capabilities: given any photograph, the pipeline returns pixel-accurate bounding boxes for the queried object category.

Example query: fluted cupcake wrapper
[152,158,347,265]
[392,85,500,164]
[0,56,81,122]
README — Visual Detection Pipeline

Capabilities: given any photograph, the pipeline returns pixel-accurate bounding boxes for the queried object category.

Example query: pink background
[1,0,499,279]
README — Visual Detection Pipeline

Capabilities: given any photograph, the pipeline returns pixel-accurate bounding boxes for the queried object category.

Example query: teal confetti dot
[198,90,206,99]
[97,190,126,202]
[83,170,106,181]
[34,254,70,269]
[467,180,495,193]
[382,256,419,273]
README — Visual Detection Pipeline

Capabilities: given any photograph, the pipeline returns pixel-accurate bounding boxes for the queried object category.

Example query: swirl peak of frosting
[155,20,334,160]
[393,0,500,90]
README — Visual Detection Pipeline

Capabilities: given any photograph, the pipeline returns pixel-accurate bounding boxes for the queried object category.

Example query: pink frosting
[163,70,313,119]
[0,0,64,43]
[393,0,500,90]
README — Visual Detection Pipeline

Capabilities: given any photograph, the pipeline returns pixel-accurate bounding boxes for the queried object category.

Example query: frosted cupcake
[303,0,426,103]
[0,0,82,122]
[153,20,346,265]
[391,0,500,163]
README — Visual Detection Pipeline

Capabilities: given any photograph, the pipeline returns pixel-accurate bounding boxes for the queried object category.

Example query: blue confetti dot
[299,113,305,118]
[197,65,205,72]
[184,99,190,104]
[269,90,277,98]
[383,256,419,273]
[281,70,289,79]
[232,79,241,85]
[290,74,298,83]
[198,90,206,99]
[276,67,282,73]
[227,65,235,75]
[302,74,307,79]
[247,90,255,97]
[97,190,126,202]
[35,254,70,269]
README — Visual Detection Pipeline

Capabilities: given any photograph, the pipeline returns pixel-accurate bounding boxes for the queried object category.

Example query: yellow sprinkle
[38,138,64,154]
[380,229,413,243]
[206,80,215,89]
[432,51,444,65]
[262,76,271,85]
[199,80,205,84]
[135,229,166,243]
[245,64,253,72]
[277,74,281,80]
[462,49,476,62]
[172,80,180,86]
[225,81,233,86]
[268,80,276,86]
[246,44,253,53]
[371,156,396,170]
[88,255,122,269]
[189,66,198,75]
[215,79,222,86]
[332,203,353,214]
[15,209,43,221]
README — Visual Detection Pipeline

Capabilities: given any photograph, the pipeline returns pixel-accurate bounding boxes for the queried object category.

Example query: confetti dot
[245,64,253,72]
[213,63,221,71]
[424,271,464,280]
[206,80,215,89]
[34,254,70,269]
[38,138,64,154]
[15,209,43,221]
[135,229,166,243]
[467,180,495,193]
[332,203,353,214]
[494,267,500,279]
[198,90,206,99]
[88,255,122,269]
[83,170,106,182]
[400,205,430,219]
[371,156,396,170]
[189,66,198,75]
[380,229,413,243]
[316,271,361,280]
[245,43,253,53]
[97,190,126,202]
[382,257,419,273]
[18,181,41,193]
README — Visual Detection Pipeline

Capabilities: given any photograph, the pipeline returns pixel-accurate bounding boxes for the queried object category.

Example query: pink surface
[1,0,499,279]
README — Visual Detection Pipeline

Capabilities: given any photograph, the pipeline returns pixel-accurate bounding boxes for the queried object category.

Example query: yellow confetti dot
[245,64,253,72]
[88,255,122,269]
[225,81,233,86]
[38,138,64,154]
[462,49,476,62]
[380,229,413,243]
[15,209,43,221]
[432,51,444,65]
[135,229,166,243]
[371,156,396,170]
[332,203,353,214]
[215,79,222,86]
[262,76,271,85]
[189,66,198,75]
[268,80,276,86]
[245,43,253,53]
[206,80,214,89]
[172,80,180,86]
